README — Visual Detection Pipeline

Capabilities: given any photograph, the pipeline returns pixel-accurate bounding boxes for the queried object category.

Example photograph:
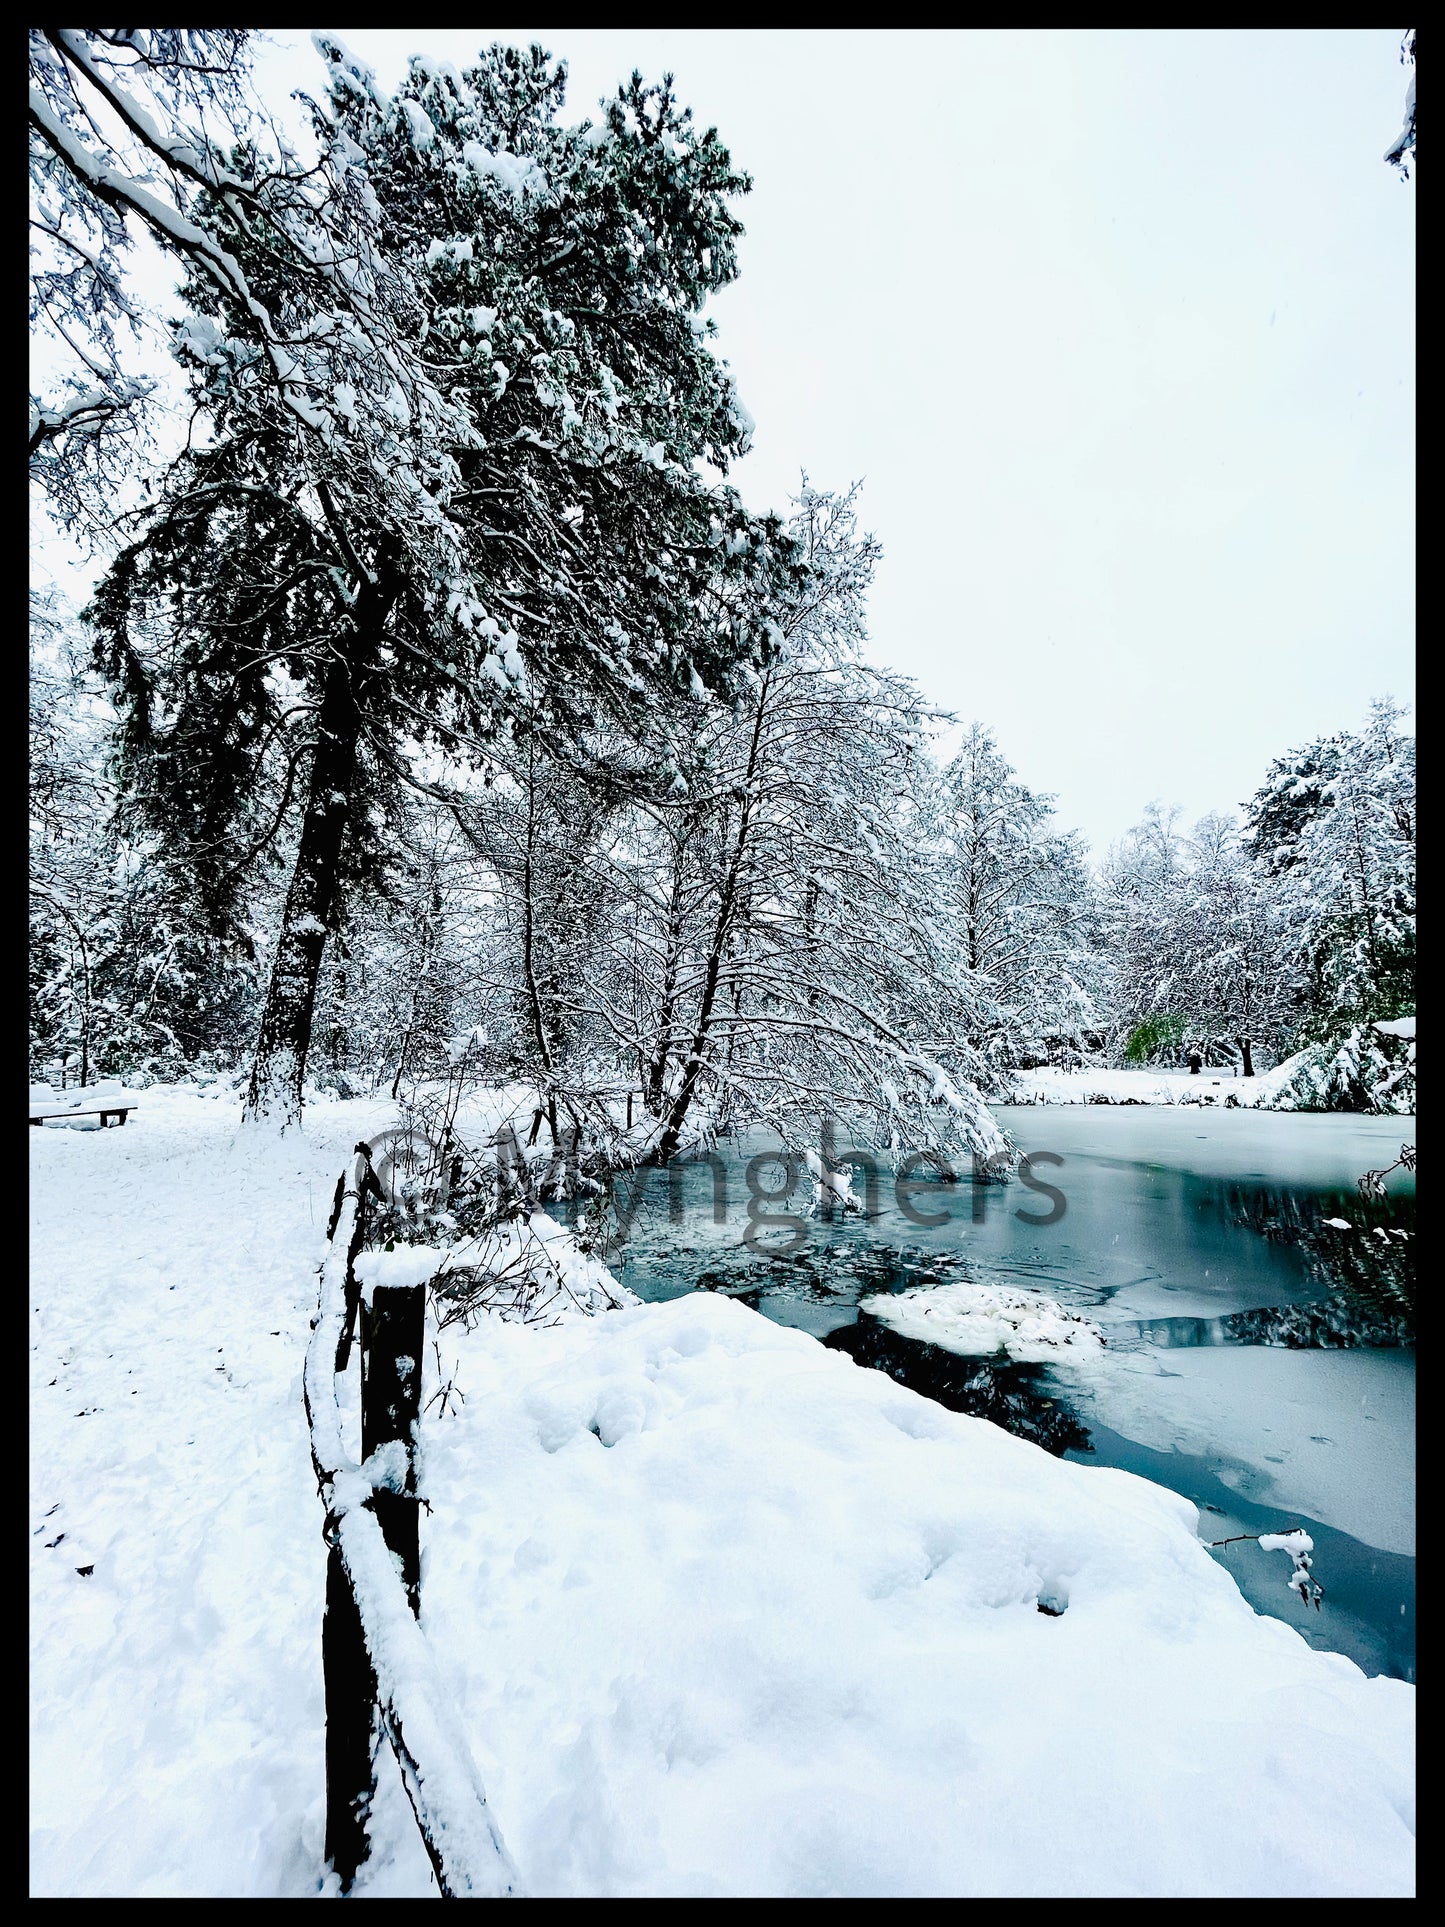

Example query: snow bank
[1013,1044,1418,1115]
[1011,1066,1261,1107]
[858,1282,1105,1362]
[412,1293,1414,1896]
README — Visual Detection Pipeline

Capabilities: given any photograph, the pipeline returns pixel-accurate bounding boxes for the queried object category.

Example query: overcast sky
[247,30,1413,851]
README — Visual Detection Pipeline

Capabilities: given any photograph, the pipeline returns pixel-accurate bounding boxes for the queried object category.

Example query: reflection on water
[1225,1181,1415,1307]
[693,1242,958,1304]
[1133,1295,1414,1351]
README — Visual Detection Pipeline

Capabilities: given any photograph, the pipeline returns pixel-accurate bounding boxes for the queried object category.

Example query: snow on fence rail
[304,1139,521,1897]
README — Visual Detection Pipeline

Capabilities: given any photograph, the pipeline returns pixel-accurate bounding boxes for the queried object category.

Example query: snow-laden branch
[1206,1528,1324,1610]
[28,84,331,441]
[28,378,149,456]
[1385,28,1417,172]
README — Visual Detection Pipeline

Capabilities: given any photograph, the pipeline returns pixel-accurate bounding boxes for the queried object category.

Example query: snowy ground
[30,1085,399,1895]
[31,1088,1415,1897]
[1010,1065,1285,1106]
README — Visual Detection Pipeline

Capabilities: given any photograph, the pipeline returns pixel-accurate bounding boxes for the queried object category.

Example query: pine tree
[86,41,798,1125]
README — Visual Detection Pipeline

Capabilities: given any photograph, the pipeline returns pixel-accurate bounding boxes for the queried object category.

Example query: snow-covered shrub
[1256,1023,1415,1114]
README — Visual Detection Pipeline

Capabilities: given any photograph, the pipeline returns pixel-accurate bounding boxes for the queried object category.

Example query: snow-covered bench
[29,1085,138,1128]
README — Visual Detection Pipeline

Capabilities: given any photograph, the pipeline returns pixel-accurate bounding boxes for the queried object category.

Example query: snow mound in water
[859,1281,1105,1361]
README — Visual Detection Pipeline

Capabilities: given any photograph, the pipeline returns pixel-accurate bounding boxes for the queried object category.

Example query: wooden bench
[29,1099,137,1127]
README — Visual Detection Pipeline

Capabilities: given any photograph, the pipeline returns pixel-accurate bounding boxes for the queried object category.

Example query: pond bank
[604,1107,1416,1678]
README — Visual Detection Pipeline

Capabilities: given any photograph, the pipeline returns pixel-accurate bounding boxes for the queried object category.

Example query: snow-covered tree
[307,799,486,1100]
[30,599,257,1085]
[1245,700,1414,1044]
[1104,702,1414,1089]
[1098,805,1188,1063]
[601,486,1008,1170]
[1101,808,1293,1072]
[86,40,796,1126]
[28,29,320,530]
[447,728,626,1141]
[1174,814,1295,1077]
[926,724,1098,1071]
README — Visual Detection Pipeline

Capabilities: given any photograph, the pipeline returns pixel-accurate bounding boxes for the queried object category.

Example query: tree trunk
[331,954,349,1075]
[518,743,559,1141]
[644,840,690,1114]
[1238,1036,1255,1078]
[654,722,766,1168]
[360,1283,424,1616]
[245,563,397,1126]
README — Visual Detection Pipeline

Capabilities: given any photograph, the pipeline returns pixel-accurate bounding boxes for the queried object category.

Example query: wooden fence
[305,1139,521,1896]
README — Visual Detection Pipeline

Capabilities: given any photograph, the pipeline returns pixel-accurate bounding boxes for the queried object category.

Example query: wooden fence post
[313,1154,521,1897]
[323,1535,378,1891]
[322,1281,424,1892]
[323,1150,422,1893]
[361,1284,425,1616]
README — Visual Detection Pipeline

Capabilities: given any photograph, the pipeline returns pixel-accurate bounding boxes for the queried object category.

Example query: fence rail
[305,1139,521,1897]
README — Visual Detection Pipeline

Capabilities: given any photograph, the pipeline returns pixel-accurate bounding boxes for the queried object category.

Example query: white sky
[65,28,1419,857]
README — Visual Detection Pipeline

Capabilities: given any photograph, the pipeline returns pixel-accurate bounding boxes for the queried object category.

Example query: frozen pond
[594,1107,1416,1681]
